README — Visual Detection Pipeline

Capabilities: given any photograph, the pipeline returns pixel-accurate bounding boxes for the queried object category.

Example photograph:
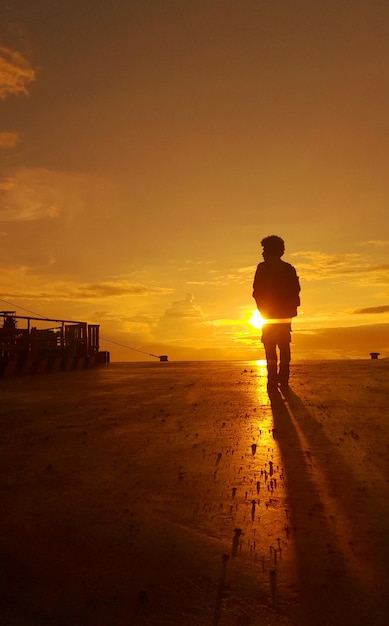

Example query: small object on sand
[213,553,229,626]
[232,528,242,557]
[270,569,277,605]
[251,443,257,455]
[136,589,148,614]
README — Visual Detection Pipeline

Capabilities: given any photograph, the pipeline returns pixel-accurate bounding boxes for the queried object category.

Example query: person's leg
[278,342,291,386]
[262,325,279,388]
[278,324,292,386]
[264,341,278,387]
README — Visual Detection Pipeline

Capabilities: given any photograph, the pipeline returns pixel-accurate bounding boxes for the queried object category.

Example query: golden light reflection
[252,359,270,397]
[248,309,266,330]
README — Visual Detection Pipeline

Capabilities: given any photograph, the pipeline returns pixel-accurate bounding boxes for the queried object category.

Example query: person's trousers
[262,323,291,385]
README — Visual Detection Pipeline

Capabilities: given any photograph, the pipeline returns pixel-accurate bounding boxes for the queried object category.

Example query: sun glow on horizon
[248,309,266,330]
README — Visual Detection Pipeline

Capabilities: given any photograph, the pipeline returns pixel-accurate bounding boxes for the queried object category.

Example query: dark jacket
[253,260,301,319]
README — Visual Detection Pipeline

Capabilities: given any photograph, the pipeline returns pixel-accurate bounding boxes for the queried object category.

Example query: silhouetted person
[253,235,300,389]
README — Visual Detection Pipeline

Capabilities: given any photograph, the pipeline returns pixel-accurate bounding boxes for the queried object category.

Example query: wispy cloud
[155,293,212,342]
[360,264,389,272]
[0,278,172,302]
[0,131,20,148]
[186,264,255,287]
[80,282,172,299]
[292,250,388,284]
[160,293,205,320]
[0,177,14,190]
[0,168,87,222]
[354,305,389,315]
[357,240,389,247]
[0,47,35,100]
[293,323,389,359]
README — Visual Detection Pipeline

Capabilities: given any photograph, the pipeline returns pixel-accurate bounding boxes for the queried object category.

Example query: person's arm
[293,268,301,307]
[252,265,262,304]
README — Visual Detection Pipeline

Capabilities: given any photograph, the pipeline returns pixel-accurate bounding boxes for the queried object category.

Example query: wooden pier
[0,311,109,377]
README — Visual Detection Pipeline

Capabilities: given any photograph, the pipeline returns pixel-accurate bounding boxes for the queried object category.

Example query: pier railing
[0,312,100,361]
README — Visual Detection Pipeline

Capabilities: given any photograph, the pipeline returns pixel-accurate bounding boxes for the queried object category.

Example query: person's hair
[261,235,285,257]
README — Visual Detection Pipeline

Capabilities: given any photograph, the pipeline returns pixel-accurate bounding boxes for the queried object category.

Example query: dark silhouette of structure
[0,311,109,376]
[252,235,300,389]
[369,352,380,359]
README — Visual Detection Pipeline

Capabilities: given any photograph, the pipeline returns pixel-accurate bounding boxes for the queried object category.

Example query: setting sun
[248,309,266,330]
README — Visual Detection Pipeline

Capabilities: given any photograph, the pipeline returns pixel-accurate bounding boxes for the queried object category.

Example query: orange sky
[0,0,388,361]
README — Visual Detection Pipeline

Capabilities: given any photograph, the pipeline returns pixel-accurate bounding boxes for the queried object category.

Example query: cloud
[80,282,172,298]
[292,250,389,285]
[293,324,389,359]
[357,240,389,247]
[292,251,367,280]
[0,278,172,302]
[0,177,14,190]
[161,293,204,320]
[0,168,87,222]
[0,131,20,148]
[0,250,57,274]
[187,273,250,287]
[155,293,211,342]
[185,262,255,288]
[0,46,35,100]
[362,264,389,272]
[357,265,389,287]
[354,305,389,315]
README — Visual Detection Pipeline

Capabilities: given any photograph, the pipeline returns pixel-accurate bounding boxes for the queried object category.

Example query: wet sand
[1,360,389,625]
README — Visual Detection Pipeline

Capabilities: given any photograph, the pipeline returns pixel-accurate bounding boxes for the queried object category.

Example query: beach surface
[1,360,389,625]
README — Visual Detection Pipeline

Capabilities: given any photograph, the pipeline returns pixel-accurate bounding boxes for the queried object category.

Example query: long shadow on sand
[268,387,389,626]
